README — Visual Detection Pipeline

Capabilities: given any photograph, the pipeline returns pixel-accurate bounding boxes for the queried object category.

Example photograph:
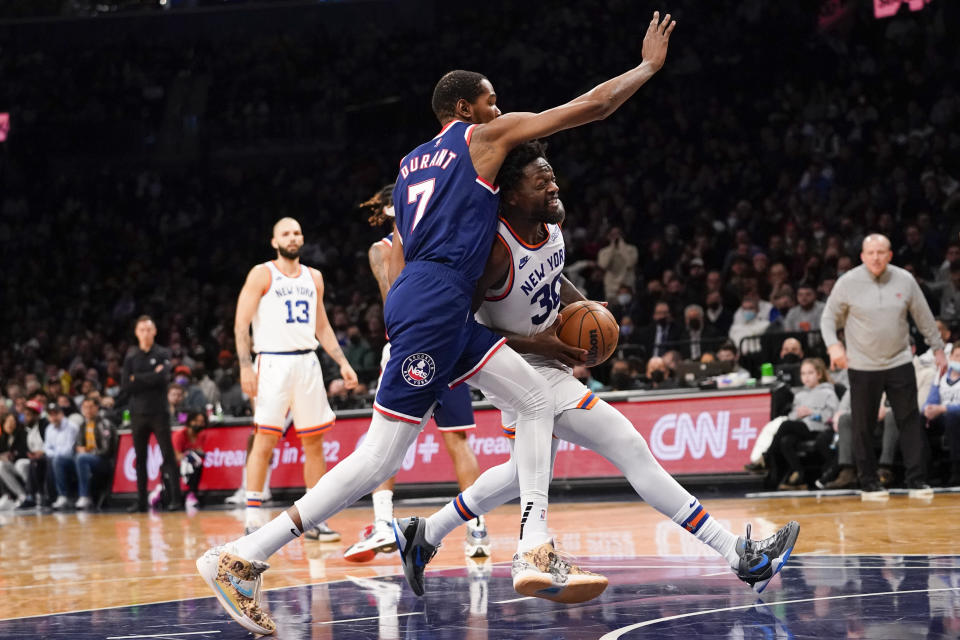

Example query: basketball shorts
[497,363,598,438]
[254,351,335,437]
[379,343,476,431]
[374,261,505,424]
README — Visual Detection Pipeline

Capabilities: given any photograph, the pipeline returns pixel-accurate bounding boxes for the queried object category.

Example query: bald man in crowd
[822,234,946,498]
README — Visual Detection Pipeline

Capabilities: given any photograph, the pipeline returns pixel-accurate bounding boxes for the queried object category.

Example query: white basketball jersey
[252,261,320,353]
[476,219,566,368]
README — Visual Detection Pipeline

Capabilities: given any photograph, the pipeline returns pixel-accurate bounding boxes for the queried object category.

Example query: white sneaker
[75,496,93,510]
[465,515,491,558]
[51,495,72,510]
[196,545,274,635]
[343,520,397,562]
[511,539,608,604]
[0,495,15,510]
[225,488,245,505]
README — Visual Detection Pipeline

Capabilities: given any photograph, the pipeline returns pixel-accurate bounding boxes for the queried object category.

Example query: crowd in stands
[1,0,960,503]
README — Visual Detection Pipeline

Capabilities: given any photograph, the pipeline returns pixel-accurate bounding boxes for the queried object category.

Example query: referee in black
[821,234,946,497]
[120,315,183,511]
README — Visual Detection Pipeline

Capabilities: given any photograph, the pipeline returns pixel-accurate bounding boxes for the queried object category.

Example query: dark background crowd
[1,0,958,424]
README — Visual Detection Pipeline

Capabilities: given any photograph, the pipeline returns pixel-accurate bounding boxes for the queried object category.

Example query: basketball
[556,300,619,367]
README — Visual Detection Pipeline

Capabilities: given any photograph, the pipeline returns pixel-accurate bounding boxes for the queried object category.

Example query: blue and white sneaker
[734,521,800,593]
[464,515,490,558]
[393,516,439,596]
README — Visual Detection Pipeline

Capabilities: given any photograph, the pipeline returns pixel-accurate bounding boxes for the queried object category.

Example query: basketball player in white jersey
[396,142,801,601]
[235,217,358,540]
[340,187,488,563]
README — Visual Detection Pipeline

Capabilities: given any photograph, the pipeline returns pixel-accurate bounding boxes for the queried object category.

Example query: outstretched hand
[642,11,677,71]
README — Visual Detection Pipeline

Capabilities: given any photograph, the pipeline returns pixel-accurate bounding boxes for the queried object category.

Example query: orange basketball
[556,300,619,367]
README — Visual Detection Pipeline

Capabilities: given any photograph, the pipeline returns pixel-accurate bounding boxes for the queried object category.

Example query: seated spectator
[608,358,639,391]
[73,396,116,510]
[43,404,79,510]
[768,284,796,326]
[637,301,683,358]
[715,341,749,375]
[173,366,208,413]
[18,400,47,508]
[217,372,250,416]
[572,364,605,392]
[746,359,838,489]
[940,261,960,331]
[704,291,734,336]
[729,295,771,355]
[922,343,960,486]
[820,388,898,490]
[784,283,825,333]
[343,325,378,385]
[681,304,723,360]
[641,356,678,390]
[167,383,187,426]
[0,413,29,508]
[173,411,209,509]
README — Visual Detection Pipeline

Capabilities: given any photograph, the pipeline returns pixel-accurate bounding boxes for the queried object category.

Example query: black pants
[768,420,832,480]
[131,413,181,506]
[848,363,927,485]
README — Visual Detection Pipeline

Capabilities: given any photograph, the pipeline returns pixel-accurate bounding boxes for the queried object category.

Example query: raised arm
[236,265,270,398]
[469,11,676,182]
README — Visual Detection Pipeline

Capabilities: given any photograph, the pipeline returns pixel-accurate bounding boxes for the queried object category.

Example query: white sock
[517,495,550,552]
[245,491,265,525]
[425,492,476,546]
[372,489,394,524]
[671,499,740,567]
[235,510,300,562]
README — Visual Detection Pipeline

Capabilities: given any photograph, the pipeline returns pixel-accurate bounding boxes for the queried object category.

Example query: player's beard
[538,199,564,224]
[278,245,301,260]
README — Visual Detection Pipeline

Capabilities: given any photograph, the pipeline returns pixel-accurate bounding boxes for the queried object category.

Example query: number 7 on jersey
[407,179,435,234]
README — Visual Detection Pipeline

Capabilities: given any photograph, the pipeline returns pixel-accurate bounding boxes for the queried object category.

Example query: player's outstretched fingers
[660,13,672,34]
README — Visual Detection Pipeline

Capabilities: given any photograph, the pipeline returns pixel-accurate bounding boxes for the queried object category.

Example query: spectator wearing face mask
[729,295,771,355]
[681,304,723,360]
[704,291,734,336]
[641,356,678,390]
[173,366,208,413]
[637,301,683,358]
[608,359,639,391]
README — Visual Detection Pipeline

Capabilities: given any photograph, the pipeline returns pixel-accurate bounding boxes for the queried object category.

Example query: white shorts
[498,364,598,437]
[254,351,335,438]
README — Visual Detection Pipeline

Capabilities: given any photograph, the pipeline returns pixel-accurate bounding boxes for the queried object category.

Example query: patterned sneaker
[303,521,341,542]
[734,521,800,594]
[196,546,275,635]
[343,520,397,562]
[393,516,439,596]
[511,540,608,604]
[464,515,491,559]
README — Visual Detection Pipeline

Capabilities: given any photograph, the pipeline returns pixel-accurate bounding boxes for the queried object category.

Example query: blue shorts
[374,261,505,424]
[433,384,475,431]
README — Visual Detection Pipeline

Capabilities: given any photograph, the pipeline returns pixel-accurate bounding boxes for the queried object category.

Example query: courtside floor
[2,494,959,638]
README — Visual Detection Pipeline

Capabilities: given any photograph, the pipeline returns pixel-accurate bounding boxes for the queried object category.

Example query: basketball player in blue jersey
[338,187,490,563]
[396,142,801,602]
[198,12,676,633]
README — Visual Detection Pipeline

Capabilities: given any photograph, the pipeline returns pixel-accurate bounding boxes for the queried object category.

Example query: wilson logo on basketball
[401,353,436,387]
[586,329,599,362]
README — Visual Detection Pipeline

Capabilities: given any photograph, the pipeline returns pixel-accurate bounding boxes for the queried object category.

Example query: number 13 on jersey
[285,300,309,324]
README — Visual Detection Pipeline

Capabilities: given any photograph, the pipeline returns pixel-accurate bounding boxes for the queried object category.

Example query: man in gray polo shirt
[821,234,946,496]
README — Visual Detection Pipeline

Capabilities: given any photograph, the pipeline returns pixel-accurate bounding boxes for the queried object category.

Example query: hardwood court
[2,493,959,637]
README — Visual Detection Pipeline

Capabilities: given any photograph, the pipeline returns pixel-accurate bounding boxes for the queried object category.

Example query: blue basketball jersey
[392,120,500,285]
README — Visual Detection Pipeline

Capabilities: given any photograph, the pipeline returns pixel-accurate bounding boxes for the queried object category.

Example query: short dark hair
[431,70,488,123]
[135,314,153,326]
[497,140,549,195]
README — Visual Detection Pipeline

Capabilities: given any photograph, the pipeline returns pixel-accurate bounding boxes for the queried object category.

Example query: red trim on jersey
[484,235,514,302]
[261,263,272,297]
[475,176,500,194]
[374,403,422,425]
[464,124,477,145]
[449,338,508,388]
[500,217,549,250]
[379,236,393,247]
[434,119,460,139]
